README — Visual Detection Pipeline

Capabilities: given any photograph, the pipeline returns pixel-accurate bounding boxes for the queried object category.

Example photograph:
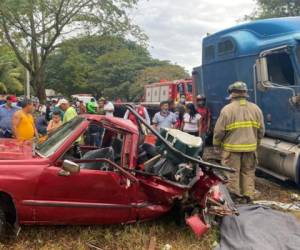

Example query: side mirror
[256,57,272,91]
[58,160,80,176]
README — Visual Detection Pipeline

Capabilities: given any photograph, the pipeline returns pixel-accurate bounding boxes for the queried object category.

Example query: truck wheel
[0,207,7,239]
[171,200,186,226]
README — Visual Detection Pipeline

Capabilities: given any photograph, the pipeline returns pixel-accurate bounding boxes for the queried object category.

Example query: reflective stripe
[225,121,260,131]
[213,138,221,146]
[240,99,246,105]
[223,143,257,151]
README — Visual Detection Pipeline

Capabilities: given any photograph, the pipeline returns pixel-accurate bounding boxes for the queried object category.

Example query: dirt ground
[1,148,300,250]
[203,147,300,203]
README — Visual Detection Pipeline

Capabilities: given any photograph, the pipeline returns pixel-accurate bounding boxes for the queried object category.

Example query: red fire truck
[143,79,192,104]
[140,79,193,116]
[114,79,193,118]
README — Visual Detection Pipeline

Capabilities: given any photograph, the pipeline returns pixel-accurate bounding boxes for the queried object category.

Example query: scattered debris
[291,193,300,201]
[253,200,300,211]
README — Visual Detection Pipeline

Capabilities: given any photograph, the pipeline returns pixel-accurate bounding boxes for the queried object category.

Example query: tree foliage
[0,44,24,94]
[245,0,300,20]
[0,0,144,101]
[45,36,189,101]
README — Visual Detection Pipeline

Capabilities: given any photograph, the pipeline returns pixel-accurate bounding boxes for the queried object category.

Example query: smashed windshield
[37,117,85,157]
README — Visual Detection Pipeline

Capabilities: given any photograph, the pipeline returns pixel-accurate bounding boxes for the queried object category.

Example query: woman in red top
[196,95,211,157]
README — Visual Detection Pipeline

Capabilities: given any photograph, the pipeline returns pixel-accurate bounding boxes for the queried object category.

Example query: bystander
[0,96,19,138]
[153,101,177,131]
[196,95,211,144]
[47,111,62,134]
[99,97,114,116]
[12,99,38,141]
[181,103,202,136]
[57,99,77,123]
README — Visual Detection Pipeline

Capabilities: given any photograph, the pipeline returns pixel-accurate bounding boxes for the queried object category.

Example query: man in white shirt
[99,97,114,116]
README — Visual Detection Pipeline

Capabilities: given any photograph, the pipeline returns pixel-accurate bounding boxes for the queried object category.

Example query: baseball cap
[7,95,17,102]
[196,95,206,100]
[56,98,69,107]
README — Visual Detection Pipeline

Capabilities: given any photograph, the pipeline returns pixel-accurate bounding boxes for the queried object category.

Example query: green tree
[92,44,155,99]
[0,44,24,94]
[245,0,300,20]
[46,36,154,98]
[0,0,144,102]
[45,36,189,101]
[45,41,93,95]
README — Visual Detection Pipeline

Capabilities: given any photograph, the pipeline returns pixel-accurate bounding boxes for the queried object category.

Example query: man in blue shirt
[153,101,177,131]
[0,96,20,138]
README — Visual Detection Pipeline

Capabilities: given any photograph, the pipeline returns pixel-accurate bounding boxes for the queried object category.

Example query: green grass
[0,217,218,250]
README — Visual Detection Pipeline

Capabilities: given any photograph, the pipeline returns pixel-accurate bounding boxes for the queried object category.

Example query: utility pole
[26,51,30,99]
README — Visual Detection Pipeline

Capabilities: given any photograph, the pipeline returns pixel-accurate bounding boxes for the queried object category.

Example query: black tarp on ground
[215,205,300,250]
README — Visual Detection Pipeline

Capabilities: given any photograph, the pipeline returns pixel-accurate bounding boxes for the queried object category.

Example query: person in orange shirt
[12,99,38,142]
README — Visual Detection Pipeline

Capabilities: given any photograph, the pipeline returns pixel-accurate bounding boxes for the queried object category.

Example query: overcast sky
[130,0,256,73]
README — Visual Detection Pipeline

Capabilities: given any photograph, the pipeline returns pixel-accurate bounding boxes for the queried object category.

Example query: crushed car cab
[0,109,236,238]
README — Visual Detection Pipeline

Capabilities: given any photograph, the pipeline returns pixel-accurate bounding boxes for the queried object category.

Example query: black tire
[0,206,7,240]
[170,200,186,226]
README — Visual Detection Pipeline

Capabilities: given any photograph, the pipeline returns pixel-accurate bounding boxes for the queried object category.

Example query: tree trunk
[31,68,46,103]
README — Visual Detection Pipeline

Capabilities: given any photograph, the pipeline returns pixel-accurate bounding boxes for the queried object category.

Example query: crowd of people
[0,97,39,141]
[0,92,212,144]
[152,95,211,144]
[0,96,116,142]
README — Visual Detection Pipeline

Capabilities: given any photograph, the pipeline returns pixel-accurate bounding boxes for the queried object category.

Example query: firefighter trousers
[221,151,257,198]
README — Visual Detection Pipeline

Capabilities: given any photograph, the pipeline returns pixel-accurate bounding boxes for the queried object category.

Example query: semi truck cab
[193,17,300,185]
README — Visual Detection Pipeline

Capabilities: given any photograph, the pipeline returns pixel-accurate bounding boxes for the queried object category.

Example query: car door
[31,161,137,225]
[257,49,300,135]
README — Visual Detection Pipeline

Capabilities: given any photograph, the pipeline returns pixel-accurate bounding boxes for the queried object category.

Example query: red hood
[0,139,33,160]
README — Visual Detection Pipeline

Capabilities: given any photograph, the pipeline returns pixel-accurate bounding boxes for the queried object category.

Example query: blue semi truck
[193,17,300,185]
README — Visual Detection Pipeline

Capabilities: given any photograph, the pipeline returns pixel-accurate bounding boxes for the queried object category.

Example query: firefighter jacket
[213,98,265,152]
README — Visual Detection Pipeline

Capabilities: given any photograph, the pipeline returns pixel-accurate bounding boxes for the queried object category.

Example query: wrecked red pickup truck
[0,106,236,238]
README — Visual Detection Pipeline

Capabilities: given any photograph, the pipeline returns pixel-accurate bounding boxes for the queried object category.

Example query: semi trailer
[193,17,300,185]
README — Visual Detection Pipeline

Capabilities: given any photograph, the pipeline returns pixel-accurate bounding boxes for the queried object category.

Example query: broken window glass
[266,52,295,85]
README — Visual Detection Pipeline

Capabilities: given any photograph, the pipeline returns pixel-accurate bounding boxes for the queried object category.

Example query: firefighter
[213,81,265,202]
